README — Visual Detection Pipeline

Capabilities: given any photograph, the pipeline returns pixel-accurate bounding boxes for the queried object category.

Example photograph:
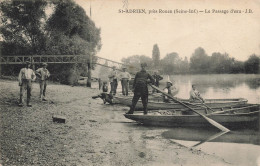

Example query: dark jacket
[152,74,163,86]
[133,70,154,94]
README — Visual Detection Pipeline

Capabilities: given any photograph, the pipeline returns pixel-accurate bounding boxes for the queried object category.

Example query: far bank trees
[121,45,259,75]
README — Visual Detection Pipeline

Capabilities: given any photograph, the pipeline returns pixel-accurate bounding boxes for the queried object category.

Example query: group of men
[108,66,132,96]
[18,61,50,107]
[126,63,204,115]
[18,60,204,112]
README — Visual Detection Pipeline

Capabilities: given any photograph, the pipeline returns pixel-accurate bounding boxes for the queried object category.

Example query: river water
[161,74,260,166]
[97,74,260,165]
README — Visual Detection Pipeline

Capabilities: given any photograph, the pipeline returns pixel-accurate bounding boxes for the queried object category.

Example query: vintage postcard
[0,0,259,165]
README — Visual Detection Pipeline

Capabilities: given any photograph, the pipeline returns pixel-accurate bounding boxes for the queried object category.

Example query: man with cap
[18,61,36,107]
[108,66,118,95]
[36,63,50,101]
[119,66,131,96]
[152,71,163,87]
[126,63,154,115]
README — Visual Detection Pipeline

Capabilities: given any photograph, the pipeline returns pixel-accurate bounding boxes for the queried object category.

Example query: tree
[179,56,189,74]
[44,0,101,85]
[152,44,160,67]
[0,0,102,85]
[209,52,233,73]
[190,47,210,73]
[230,60,244,73]
[160,52,179,74]
[45,0,101,55]
[244,54,260,74]
[121,55,153,73]
[0,0,48,55]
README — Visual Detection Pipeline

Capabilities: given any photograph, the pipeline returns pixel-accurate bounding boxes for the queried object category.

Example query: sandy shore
[0,79,232,166]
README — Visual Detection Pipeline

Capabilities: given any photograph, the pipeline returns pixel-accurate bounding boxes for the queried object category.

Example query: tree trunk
[87,55,92,87]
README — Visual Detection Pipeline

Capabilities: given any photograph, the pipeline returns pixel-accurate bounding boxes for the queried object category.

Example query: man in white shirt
[119,67,131,96]
[36,63,50,101]
[18,61,36,107]
[190,84,204,102]
[163,81,174,102]
[108,66,118,95]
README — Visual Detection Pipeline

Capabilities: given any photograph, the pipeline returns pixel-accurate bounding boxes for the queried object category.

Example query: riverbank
[0,79,231,166]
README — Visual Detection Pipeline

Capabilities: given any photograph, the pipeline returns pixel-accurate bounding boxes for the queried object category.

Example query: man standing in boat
[152,70,163,93]
[119,67,131,96]
[126,63,154,115]
[190,84,205,102]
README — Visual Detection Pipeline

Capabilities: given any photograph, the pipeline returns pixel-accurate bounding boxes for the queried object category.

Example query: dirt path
[0,80,232,166]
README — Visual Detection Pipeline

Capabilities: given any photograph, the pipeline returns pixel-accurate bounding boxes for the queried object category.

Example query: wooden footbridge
[0,55,136,86]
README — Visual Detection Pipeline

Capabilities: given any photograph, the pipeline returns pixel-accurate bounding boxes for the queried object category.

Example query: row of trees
[122,45,260,74]
[0,0,101,84]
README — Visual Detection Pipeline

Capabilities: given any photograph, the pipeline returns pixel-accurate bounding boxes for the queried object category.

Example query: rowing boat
[113,89,179,105]
[124,104,260,129]
[115,96,248,110]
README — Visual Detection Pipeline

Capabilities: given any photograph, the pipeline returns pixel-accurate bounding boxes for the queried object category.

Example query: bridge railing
[0,55,137,71]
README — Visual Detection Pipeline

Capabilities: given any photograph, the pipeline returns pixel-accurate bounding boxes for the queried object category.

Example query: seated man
[190,84,204,102]
[162,80,176,103]
[92,81,113,104]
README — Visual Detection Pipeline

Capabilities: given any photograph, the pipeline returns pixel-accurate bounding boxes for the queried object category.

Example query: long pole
[149,84,230,132]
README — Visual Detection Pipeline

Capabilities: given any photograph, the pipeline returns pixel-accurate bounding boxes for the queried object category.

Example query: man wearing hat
[152,71,163,93]
[18,61,36,107]
[108,66,118,95]
[126,63,154,115]
[36,63,50,101]
[163,80,174,102]
[119,66,131,96]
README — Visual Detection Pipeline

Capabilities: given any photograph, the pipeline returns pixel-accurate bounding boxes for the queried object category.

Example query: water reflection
[162,127,260,166]
[168,74,260,90]
[162,127,260,146]
[192,131,229,147]
[163,74,260,104]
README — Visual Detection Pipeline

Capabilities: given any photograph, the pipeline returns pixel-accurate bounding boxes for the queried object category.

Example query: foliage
[190,47,210,73]
[0,0,48,55]
[152,44,160,67]
[121,55,153,73]
[160,53,189,74]
[45,0,101,55]
[244,54,260,74]
[45,0,101,84]
[0,0,102,84]
[160,52,179,74]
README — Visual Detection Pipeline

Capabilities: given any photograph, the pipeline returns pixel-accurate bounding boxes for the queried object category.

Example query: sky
[75,0,260,62]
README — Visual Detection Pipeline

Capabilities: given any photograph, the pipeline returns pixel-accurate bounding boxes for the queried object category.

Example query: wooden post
[0,56,1,77]
[87,54,92,87]
[0,46,1,76]
[32,56,35,71]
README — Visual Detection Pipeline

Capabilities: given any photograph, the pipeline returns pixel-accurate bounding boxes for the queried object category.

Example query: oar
[208,104,256,115]
[149,84,230,132]
[196,98,216,113]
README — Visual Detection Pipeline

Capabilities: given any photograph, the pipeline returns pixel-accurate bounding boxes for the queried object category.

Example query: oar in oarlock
[196,98,216,113]
[149,84,230,132]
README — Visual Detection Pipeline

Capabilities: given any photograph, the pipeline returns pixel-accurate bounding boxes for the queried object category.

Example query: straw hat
[166,76,173,85]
